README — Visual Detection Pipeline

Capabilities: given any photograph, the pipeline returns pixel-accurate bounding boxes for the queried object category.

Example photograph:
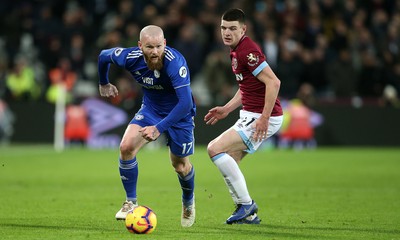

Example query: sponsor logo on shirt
[141,77,164,89]
[142,85,164,90]
[179,66,187,78]
[115,48,123,56]
[235,73,243,81]
[143,77,154,85]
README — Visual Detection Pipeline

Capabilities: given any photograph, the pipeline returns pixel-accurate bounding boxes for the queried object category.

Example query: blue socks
[178,166,195,205]
[119,157,194,206]
[119,157,138,203]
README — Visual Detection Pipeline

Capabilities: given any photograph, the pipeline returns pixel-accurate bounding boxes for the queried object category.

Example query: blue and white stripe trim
[179,166,195,181]
[119,160,138,169]
[165,49,175,61]
[238,130,256,154]
[252,61,268,76]
[211,153,226,162]
[175,83,190,89]
[127,50,143,59]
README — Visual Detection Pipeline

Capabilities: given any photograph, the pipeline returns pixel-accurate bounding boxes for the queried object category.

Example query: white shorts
[232,110,283,153]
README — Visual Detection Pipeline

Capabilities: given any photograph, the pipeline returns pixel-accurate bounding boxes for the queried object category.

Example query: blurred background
[0,0,399,149]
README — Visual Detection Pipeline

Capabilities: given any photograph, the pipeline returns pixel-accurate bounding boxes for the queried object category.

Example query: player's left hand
[252,116,269,142]
[139,126,160,142]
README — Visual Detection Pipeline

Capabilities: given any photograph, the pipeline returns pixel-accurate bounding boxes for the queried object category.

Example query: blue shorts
[130,105,195,157]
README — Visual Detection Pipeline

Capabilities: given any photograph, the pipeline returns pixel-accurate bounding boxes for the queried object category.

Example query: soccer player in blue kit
[98,25,196,227]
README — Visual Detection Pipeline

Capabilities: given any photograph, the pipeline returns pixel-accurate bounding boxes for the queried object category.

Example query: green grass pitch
[0,145,399,240]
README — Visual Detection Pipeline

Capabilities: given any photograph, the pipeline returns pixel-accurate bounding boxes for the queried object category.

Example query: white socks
[211,153,252,205]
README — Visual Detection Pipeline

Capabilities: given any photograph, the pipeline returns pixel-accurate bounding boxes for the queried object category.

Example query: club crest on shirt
[247,53,259,67]
[134,114,144,120]
[154,70,160,78]
[232,57,238,70]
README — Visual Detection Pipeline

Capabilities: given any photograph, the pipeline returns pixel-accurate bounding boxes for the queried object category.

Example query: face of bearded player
[139,34,166,71]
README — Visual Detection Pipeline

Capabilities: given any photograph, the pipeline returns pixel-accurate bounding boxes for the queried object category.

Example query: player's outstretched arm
[204,89,242,125]
[97,48,124,98]
[204,106,228,125]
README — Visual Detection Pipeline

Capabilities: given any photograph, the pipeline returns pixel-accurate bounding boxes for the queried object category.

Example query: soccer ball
[125,206,157,234]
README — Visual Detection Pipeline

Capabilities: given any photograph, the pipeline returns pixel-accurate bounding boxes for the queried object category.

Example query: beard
[144,53,164,71]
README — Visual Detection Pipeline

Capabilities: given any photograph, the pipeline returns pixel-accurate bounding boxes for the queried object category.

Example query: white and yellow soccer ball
[125,206,157,234]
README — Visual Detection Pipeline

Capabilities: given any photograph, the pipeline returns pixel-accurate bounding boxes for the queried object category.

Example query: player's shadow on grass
[0,223,120,232]
[268,224,400,235]
[196,224,317,239]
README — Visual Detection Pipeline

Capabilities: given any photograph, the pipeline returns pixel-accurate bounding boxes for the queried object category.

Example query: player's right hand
[99,83,119,97]
[139,126,160,142]
[204,106,228,125]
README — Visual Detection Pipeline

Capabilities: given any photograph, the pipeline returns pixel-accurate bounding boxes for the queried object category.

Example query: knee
[207,140,218,158]
[119,141,135,158]
[173,161,191,176]
[174,164,185,176]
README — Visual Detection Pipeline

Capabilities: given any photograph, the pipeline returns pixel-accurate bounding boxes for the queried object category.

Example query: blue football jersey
[104,46,196,117]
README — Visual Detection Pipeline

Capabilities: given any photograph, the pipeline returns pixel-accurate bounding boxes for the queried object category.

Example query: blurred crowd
[1,0,400,110]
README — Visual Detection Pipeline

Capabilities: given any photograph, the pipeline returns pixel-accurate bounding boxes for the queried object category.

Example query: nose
[150,48,157,54]
[223,29,230,36]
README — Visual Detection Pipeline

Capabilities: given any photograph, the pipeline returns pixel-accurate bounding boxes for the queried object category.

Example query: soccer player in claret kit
[98,25,196,227]
[204,8,283,224]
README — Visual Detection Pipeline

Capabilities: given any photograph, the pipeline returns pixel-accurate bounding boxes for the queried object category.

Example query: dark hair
[222,8,246,23]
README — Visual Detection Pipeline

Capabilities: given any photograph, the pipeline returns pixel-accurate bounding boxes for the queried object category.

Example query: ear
[138,41,142,49]
[242,24,247,34]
